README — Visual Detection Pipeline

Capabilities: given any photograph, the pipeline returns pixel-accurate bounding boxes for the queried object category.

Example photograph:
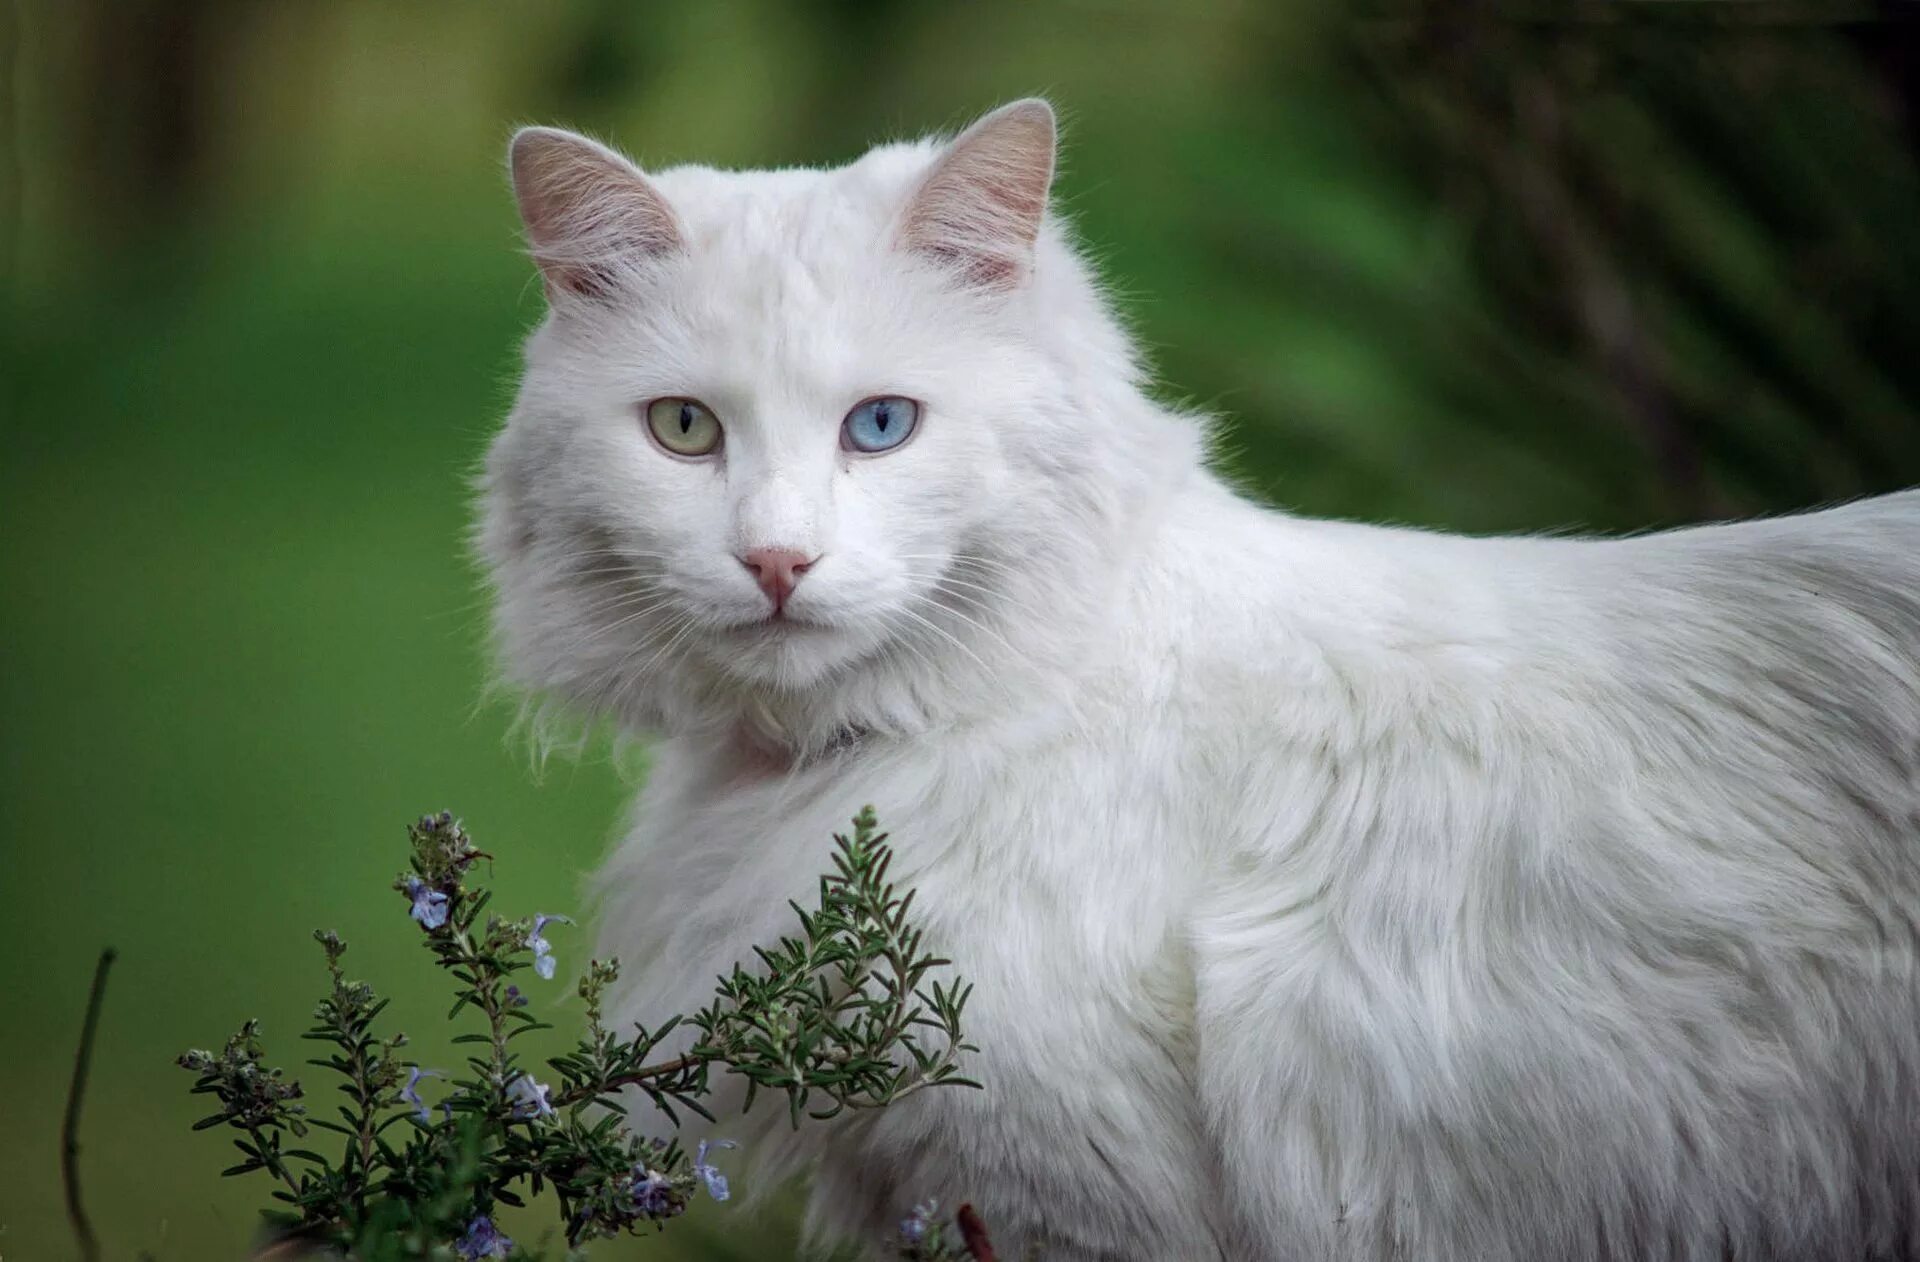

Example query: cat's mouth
[725,610,832,634]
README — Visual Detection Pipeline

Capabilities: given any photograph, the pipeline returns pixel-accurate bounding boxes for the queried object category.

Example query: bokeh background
[5,2,1920,1258]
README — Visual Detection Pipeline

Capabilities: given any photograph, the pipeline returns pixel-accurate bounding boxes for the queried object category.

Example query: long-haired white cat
[479,100,1920,1260]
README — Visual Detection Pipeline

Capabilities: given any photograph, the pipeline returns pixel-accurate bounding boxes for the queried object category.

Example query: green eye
[645,397,722,457]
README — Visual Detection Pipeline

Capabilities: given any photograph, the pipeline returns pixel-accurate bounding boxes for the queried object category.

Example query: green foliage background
[4,2,1918,1258]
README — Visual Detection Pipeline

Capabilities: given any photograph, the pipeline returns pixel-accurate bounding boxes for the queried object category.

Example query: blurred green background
[4,2,1919,1258]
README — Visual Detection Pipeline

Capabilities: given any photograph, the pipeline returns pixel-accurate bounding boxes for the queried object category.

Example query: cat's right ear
[508,127,682,302]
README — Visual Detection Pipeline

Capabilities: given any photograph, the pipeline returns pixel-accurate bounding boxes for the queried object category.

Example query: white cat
[479,100,1920,1261]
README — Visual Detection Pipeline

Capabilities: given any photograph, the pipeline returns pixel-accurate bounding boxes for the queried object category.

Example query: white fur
[479,103,1920,1261]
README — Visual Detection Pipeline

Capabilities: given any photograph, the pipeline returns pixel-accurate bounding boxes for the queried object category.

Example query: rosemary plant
[178,808,983,1259]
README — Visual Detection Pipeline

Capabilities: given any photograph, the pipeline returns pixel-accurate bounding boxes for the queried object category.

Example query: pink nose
[738,547,815,608]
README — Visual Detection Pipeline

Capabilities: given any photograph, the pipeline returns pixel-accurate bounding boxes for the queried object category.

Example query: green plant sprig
[178,807,981,1260]
[550,807,980,1129]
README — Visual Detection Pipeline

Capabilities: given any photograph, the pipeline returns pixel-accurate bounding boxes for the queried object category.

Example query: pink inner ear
[901,101,1057,290]
[510,128,682,300]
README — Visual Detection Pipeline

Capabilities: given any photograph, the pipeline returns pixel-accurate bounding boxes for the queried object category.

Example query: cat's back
[1172,484,1920,1261]
[1585,487,1920,633]
[1581,489,1920,794]
[1167,481,1920,979]
[1155,482,1920,727]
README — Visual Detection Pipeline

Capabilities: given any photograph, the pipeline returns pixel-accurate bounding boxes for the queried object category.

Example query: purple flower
[401,1066,443,1123]
[506,1073,554,1120]
[900,1199,938,1244]
[528,913,571,980]
[694,1138,737,1202]
[406,878,449,930]
[454,1215,512,1260]
[505,984,528,1009]
[630,1166,674,1216]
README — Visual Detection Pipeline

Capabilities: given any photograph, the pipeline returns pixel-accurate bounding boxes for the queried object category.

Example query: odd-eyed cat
[480,100,1920,1260]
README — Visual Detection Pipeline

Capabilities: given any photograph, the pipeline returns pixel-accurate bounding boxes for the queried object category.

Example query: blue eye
[841,396,920,454]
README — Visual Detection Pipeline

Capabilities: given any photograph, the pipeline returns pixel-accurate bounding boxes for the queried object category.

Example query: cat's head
[479,100,1198,751]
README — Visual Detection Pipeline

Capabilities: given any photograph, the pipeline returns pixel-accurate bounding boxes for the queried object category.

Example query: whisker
[897,551,1026,582]
[897,566,1046,629]
[904,588,1005,645]
[618,611,708,689]
[585,599,684,644]
[522,603,676,660]
[904,594,1030,672]
[557,582,679,622]
[872,608,957,694]
[888,603,1001,689]
[543,546,680,564]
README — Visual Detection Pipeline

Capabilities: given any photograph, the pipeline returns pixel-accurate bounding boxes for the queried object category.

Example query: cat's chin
[701,615,870,690]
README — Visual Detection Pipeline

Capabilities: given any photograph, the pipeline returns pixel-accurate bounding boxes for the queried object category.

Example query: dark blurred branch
[1506,67,1704,517]
[1375,10,1710,519]
[1,0,19,305]
[64,947,117,1262]
[956,1203,997,1261]
[70,0,237,258]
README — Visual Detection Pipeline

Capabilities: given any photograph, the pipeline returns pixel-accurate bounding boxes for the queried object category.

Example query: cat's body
[482,102,1920,1260]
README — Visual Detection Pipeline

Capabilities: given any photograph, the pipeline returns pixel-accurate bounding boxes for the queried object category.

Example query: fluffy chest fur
[600,639,1232,1255]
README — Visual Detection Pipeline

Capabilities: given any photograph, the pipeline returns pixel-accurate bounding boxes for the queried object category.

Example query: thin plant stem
[242,1116,305,1200]
[553,1052,703,1109]
[64,947,117,1262]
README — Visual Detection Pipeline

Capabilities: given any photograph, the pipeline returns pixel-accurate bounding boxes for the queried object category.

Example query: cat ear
[508,126,683,301]
[900,99,1057,291]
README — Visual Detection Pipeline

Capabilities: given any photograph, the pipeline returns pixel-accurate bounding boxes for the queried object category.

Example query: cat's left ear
[509,126,683,302]
[900,99,1057,291]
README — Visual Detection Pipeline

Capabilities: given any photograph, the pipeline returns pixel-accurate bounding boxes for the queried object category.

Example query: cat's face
[484,103,1085,705]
